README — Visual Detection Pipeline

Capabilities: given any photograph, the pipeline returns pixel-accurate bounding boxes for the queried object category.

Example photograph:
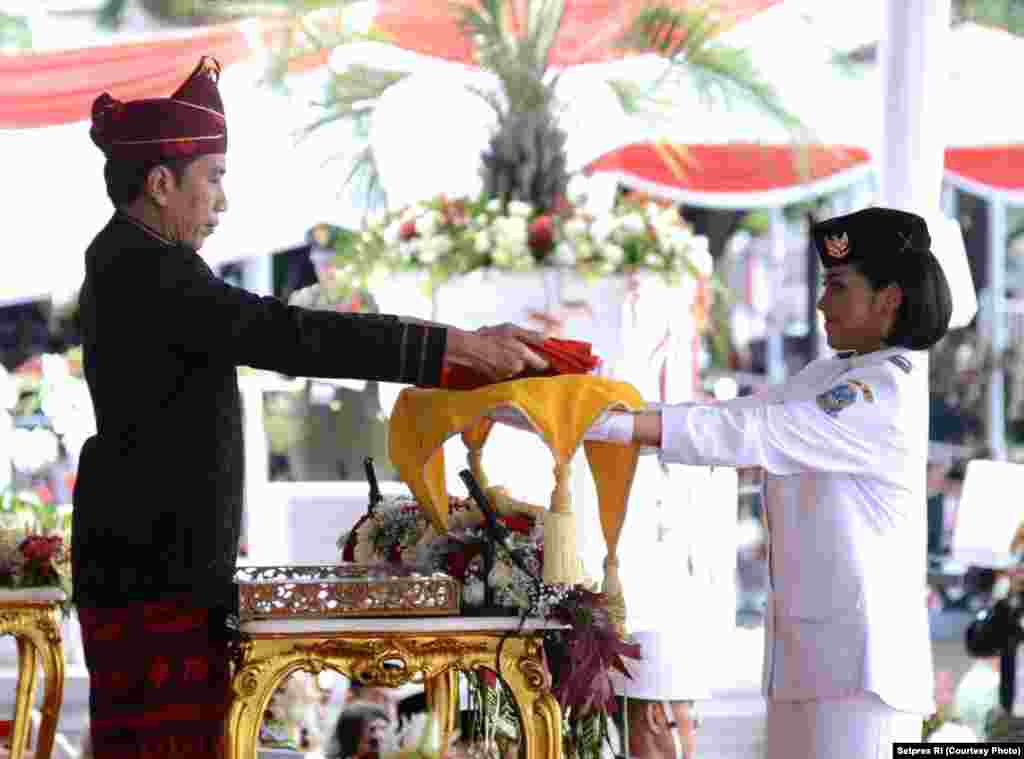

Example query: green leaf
[616,4,808,145]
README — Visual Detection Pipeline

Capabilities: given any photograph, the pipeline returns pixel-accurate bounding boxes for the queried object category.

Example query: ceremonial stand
[0,589,65,759]
[225,617,563,759]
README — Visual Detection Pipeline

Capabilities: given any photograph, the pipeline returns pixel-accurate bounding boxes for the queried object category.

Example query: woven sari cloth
[78,597,232,758]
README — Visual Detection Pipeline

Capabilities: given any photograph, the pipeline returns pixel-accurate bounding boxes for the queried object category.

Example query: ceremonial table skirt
[78,597,232,759]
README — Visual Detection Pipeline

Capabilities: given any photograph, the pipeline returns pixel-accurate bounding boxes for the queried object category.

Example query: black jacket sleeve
[152,247,446,385]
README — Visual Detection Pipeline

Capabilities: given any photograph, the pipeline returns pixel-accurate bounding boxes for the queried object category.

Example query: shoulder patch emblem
[816,380,875,417]
[887,355,912,374]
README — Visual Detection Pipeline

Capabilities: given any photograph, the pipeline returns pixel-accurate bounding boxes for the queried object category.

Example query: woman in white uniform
[583,207,952,756]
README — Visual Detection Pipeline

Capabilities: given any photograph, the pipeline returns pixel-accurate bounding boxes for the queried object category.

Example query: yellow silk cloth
[388,375,644,592]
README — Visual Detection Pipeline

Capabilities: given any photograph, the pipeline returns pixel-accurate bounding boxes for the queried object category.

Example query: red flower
[399,220,417,240]
[34,484,53,505]
[478,668,498,687]
[446,550,470,581]
[499,514,533,535]
[19,535,62,564]
[387,545,402,563]
[528,215,556,255]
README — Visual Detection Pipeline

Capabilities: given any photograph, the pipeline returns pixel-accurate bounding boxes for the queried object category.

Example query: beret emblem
[824,232,850,259]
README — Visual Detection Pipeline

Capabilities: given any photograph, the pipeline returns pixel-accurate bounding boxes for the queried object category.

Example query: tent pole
[987,195,1008,460]
[767,207,786,383]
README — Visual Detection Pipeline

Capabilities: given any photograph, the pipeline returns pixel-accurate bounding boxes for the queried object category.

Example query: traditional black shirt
[72,213,446,609]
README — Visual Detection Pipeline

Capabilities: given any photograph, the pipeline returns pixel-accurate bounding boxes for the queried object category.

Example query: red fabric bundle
[438,337,601,390]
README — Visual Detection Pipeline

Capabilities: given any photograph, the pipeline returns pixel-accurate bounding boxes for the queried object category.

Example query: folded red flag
[438,337,601,390]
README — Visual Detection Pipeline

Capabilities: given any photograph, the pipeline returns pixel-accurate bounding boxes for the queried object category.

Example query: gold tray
[235,564,460,621]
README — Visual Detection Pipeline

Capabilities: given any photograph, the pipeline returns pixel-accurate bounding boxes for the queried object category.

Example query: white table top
[0,588,66,604]
[240,616,562,636]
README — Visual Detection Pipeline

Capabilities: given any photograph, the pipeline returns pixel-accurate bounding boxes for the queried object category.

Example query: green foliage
[0,11,31,51]
[613,5,806,139]
[458,0,571,210]
[955,0,1024,34]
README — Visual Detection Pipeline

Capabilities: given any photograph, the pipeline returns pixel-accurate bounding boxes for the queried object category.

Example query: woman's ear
[882,283,904,316]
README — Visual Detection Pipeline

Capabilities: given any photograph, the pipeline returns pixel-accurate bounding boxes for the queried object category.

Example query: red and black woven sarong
[78,597,231,759]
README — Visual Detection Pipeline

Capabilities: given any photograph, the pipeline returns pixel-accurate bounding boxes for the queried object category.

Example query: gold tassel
[543,461,580,585]
[602,554,628,636]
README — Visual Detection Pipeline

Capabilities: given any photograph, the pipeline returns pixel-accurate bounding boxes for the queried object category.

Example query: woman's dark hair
[102,155,198,207]
[854,248,953,351]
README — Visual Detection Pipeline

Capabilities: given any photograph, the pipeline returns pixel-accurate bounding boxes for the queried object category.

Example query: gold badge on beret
[824,232,850,259]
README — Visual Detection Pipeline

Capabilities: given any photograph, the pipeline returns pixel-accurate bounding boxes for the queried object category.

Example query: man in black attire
[75,57,546,758]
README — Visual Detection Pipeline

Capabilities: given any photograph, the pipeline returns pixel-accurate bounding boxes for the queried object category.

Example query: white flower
[644,252,662,267]
[507,200,533,218]
[486,198,502,213]
[11,427,59,475]
[564,218,588,239]
[553,242,576,267]
[474,230,492,254]
[40,354,69,382]
[690,236,712,277]
[602,242,625,266]
[418,210,441,238]
[416,235,452,264]
[384,221,402,246]
[0,364,15,412]
[566,174,589,206]
[462,578,485,606]
[622,213,646,235]
[591,216,614,243]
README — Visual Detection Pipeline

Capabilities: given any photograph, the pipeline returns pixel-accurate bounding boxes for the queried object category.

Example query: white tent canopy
[1,60,342,307]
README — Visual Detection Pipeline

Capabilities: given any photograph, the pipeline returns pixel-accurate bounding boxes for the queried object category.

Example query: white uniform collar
[841,346,913,371]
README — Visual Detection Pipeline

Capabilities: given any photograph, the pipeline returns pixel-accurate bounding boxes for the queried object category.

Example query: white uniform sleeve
[660,367,906,481]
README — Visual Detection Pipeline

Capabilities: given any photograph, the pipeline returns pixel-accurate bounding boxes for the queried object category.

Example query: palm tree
[200,0,804,217]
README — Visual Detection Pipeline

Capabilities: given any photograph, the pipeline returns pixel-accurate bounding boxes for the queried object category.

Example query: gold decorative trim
[0,601,65,759]
[236,565,460,621]
[225,629,561,759]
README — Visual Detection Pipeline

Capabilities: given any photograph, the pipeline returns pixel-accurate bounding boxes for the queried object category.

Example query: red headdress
[90,56,226,162]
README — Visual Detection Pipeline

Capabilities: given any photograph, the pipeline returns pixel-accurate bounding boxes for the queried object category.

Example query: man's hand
[444,324,549,382]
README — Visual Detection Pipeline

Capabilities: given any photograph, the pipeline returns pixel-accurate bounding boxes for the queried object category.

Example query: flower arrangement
[338,494,543,612]
[332,192,711,294]
[0,490,71,597]
[338,491,641,759]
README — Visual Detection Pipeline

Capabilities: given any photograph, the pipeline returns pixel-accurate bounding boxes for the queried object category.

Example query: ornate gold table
[225,617,563,759]
[0,589,65,759]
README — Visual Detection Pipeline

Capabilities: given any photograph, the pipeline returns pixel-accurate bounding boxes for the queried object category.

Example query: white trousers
[765,692,923,759]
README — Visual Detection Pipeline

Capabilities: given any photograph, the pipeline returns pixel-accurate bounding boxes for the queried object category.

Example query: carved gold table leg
[226,631,563,759]
[33,611,66,759]
[0,602,64,759]
[496,634,562,759]
[10,637,37,759]
[425,668,459,749]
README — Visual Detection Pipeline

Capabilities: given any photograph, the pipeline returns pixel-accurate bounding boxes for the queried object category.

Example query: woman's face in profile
[817,264,894,353]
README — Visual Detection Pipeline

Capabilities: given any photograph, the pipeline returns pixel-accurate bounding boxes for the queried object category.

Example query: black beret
[812,207,931,269]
